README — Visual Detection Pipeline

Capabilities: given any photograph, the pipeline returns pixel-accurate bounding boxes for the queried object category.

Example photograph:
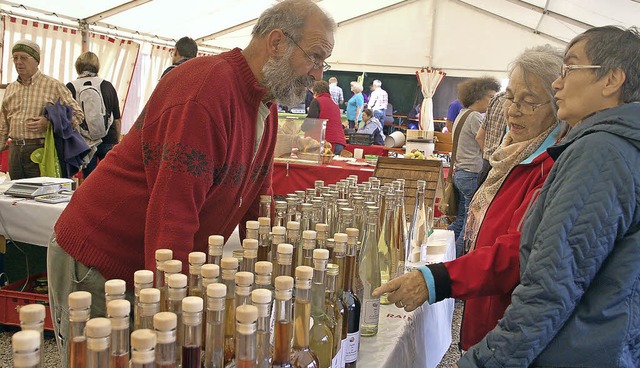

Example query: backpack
[71,77,113,141]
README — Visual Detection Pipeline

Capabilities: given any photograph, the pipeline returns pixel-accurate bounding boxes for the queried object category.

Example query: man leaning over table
[47,0,336,366]
[0,39,83,179]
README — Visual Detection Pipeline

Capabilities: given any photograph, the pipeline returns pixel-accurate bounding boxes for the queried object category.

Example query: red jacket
[428,151,554,349]
[55,49,278,287]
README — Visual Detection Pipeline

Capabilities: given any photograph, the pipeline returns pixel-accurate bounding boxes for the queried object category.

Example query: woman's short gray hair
[350,81,363,93]
[252,0,335,42]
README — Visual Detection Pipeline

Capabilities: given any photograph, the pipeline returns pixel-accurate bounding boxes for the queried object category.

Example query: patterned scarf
[464,122,558,252]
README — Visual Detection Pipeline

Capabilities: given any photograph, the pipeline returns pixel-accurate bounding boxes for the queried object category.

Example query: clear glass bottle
[325,265,344,368]
[326,238,335,262]
[137,288,160,331]
[271,226,287,276]
[167,273,188,367]
[314,180,325,198]
[343,231,361,367]
[154,312,178,368]
[321,193,336,237]
[408,180,432,263]
[309,249,333,368]
[310,199,323,231]
[378,189,395,305]
[290,266,319,367]
[86,317,111,368]
[242,239,259,274]
[306,188,316,203]
[104,279,126,305]
[205,283,227,368]
[233,250,245,272]
[221,257,239,365]
[301,230,317,267]
[208,235,225,266]
[332,234,348,368]
[300,203,313,232]
[12,329,41,368]
[359,206,381,337]
[287,221,301,275]
[251,289,272,368]
[259,195,272,219]
[134,270,154,330]
[346,227,364,305]
[106,299,130,368]
[202,264,221,290]
[274,201,288,228]
[19,304,45,367]
[351,197,365,235]
[271,276,294,368]
[254,261,273,291]
[393,180,409,278]
[235,271,254,307]
[337,208,354,235]
[182,296,203,368]
[130,329,156,368]
[257,217,272,262]
[286,196,299,224]
[189,251,207,298]
[234,305,259,368]
[246,220,260,241]
[68,291,91,368]
[155,249,173,313]
[163,260,183,311]
[316,223,328,250]
[275,243,294,280]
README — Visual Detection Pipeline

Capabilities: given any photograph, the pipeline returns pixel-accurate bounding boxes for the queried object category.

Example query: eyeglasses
[12,55,33,63]
[503,96,551,114]
[560,64,601,78]
[283,31,331,72]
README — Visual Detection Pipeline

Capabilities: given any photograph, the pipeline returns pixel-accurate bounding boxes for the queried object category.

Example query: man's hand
[372,270,429,312]
[26,116,49,133]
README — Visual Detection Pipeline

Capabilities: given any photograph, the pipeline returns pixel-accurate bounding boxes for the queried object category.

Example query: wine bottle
[358,206,381,337]
[378,189,395,305]
[408,180,429,264]
[155,249,173,313]
[137,288,160,331]
[290,266,320,367]
[343,231,361,367]
[309,249,333,368]
[287,221,302,275]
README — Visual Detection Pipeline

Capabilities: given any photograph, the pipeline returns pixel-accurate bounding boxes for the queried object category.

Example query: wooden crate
[373,157,444,222]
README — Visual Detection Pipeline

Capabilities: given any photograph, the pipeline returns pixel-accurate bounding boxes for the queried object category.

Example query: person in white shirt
[367,79,389,122]
[328,76,343,105]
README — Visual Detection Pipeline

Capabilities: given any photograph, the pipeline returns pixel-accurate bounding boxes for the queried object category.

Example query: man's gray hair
[373,80,382,87]
[252,0,336,42]
[567,26,640,103]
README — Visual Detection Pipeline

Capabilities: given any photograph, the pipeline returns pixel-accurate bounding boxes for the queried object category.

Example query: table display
[0,194,67,247]
[343,143,388,157]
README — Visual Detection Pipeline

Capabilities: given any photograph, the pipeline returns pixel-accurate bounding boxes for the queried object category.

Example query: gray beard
[261,48,314,107]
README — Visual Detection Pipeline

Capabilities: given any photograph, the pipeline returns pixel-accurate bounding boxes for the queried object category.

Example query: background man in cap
[0,39,83,179]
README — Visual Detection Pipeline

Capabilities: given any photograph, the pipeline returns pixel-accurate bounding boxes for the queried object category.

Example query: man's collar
[17,69,41,85]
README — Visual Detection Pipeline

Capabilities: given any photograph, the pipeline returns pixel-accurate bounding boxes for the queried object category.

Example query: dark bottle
[342,233,361,367]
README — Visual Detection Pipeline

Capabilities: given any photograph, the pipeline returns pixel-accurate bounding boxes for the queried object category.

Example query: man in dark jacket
[161,36,198,78]
[458,25,640,368]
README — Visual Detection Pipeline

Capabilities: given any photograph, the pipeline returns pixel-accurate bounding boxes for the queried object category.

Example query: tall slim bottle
[130,329,156,368]
[290,266,320,367]
[287,221,301,275]
[316,223,328,250]
[209,235,225,266]
[393,180,409,278]
[251,289,272,368]
[324,262,344,367]
[107,299,130,368]
[205,283,227,368]
[271,276,294,368]
[155,249,173,313]
[274,201,288,228]
[301,230,316,267]
[408,179,431,263]
[310,200,323,231]
[378,190,395,305]
[182,296,203,368]
[105,279,126,304]
[343,231,361,367]
[68,291,91,368]
[271,226,286,277]
[134,270,154,330]
[164,260,183,311]
[309,249,333,368]
[254,261,273,291]
[19,304,45,367]
[236,271,255,307]
[86,317,112,368]
[234,305,259,368]
[221,257,239,365]
[358,206,381,337]
[137,288,161,330]
[346,228,364,304]
[12,330,41,368]
[154,312,178,368]
[332,235,348,368]
[257,217,272,262]
[247,220,260,241]
[300,203,313,232]
[259,195,272,218]
[167,273,188,366]
[275,243,294,279]
[202,263,221,346]
[243,239,259,274]
[286,196,299,223]
[188,252,207,297]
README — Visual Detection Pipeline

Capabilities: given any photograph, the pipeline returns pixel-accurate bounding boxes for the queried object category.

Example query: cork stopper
[155,249,172,262]
[221,257,239,270]
[277,243,293,254]
[326,263,339,276]
[272,226,286,235]
[167,273,187,288]
[201,264,220,278]
[295,266,313,280]
[235,271,254,286]
[208,235,224,246]
[153,312,177,331]
[106,299,130,317]
[182,296,203,313]
[302,230,317,240]
[313,248,330,260]
[246,220,259,230]
[12,330,40,351]
[242,239,258,250]
[68,291,91,309]
[86,318,111,338]
[254,261,272,274]
[139,288,160,303]
[134,270,154,284]
[286,221,300,230]
[131,329,156,351]
[206,283,227,298]
[251,289,272,304]
[346,228,359,238]
[316,223,328,232]
[334,233,348,243]
[258,217,271,226]
[189,252,206,265]
[235,305,258,324]
[19,304,45,323]
[104,279,126,295]
[163,260,182,274]
[275,276,294,291]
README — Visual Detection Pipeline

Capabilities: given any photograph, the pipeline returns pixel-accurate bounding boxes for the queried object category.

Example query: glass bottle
[326,238,335,262]
[351,197,365,235]
[189,251,207,298]
[233,250,245,271]
[104,279,126,304]
[246,220,260,241]
[221,257,239,365]
[254,261,273,291]
[234,305,259,368]
[167,273,188,366]
[182,296,203,368]
[301,230,317,267]
[155,249,173,313]
[378,189,395,305]
[287,221,301,275]
[343,231,361,367]
[205,283,227,368]
[321,193,336,237]
[408,180,432,263]
[259,195,272,219]
[208,235,225,266]
[107,299,130,368]
[336,207,354,234]
[393,180,409,278]
[137,288,160,330]
[274,201,288,228]
[163,260,183,311]
[202,264,221,290]
[310,199,323,230]
[271,226,286,276]
[12,330,41,368]
[19,304,45,367]
[309,249,333,368]
[306,188,316,203]
[314,180,325,198]
[271,276,294,368]
[316,223,328,250]
[275,243,294,279]
[290,266,319,367]
[251,289,272,368]
[86,317,111,368]
[300,203,313,232]
[235,271,254,307]
[134,270,154,330]
[286,196,299,223]
[332,234,348,368]
[326,264,345,368]
[359,206,381,337]
[154,312,178,368]
[242,239,259,273]
[130,329,156,368]
[346,227,364,305]
[257,217,272,262]
[68,291,91,368]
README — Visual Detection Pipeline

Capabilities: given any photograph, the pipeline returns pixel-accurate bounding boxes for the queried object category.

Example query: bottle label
[332,350,340,368]
[362,298,380,324]
[344,332,360,363]
[340,339,347,368]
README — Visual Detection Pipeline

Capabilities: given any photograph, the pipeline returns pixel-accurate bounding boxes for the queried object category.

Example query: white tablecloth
[358,229,456,368]
[0,194,67,247]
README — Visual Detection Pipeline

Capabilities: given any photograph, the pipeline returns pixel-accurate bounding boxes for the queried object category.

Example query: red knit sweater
[55,49,278,287]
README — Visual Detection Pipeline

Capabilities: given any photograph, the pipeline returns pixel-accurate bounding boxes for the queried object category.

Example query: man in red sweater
[47,0,335,364]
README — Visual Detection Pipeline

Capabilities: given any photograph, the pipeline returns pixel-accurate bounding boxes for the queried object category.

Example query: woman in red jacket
[307,80,347,154]
[374,45,568,349]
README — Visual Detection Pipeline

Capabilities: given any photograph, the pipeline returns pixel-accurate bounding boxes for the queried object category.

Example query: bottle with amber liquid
[290,266,320,367]
[208,235,225,266]
[301,230,316,267]
[242,239,259,274]
[231,305,259,368]
[205,283,227,368]
[107,299,130,368]
[68,291,91,368]
[221,257,239,365]
[271,276,294,368]
[130,329,156,368]
[154,312,177,368]
[182,296,204,368]
[19,304,45,367]
[251,289,272,368]
[358,206,381,337]
[309,249,333,368]
[86,317,111,368]
[134,270,154,330]
[343,230,361,367]
[12,330,41,368]
[155,249,173,312]
[257,217,272,262]
[188,252,206,298]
